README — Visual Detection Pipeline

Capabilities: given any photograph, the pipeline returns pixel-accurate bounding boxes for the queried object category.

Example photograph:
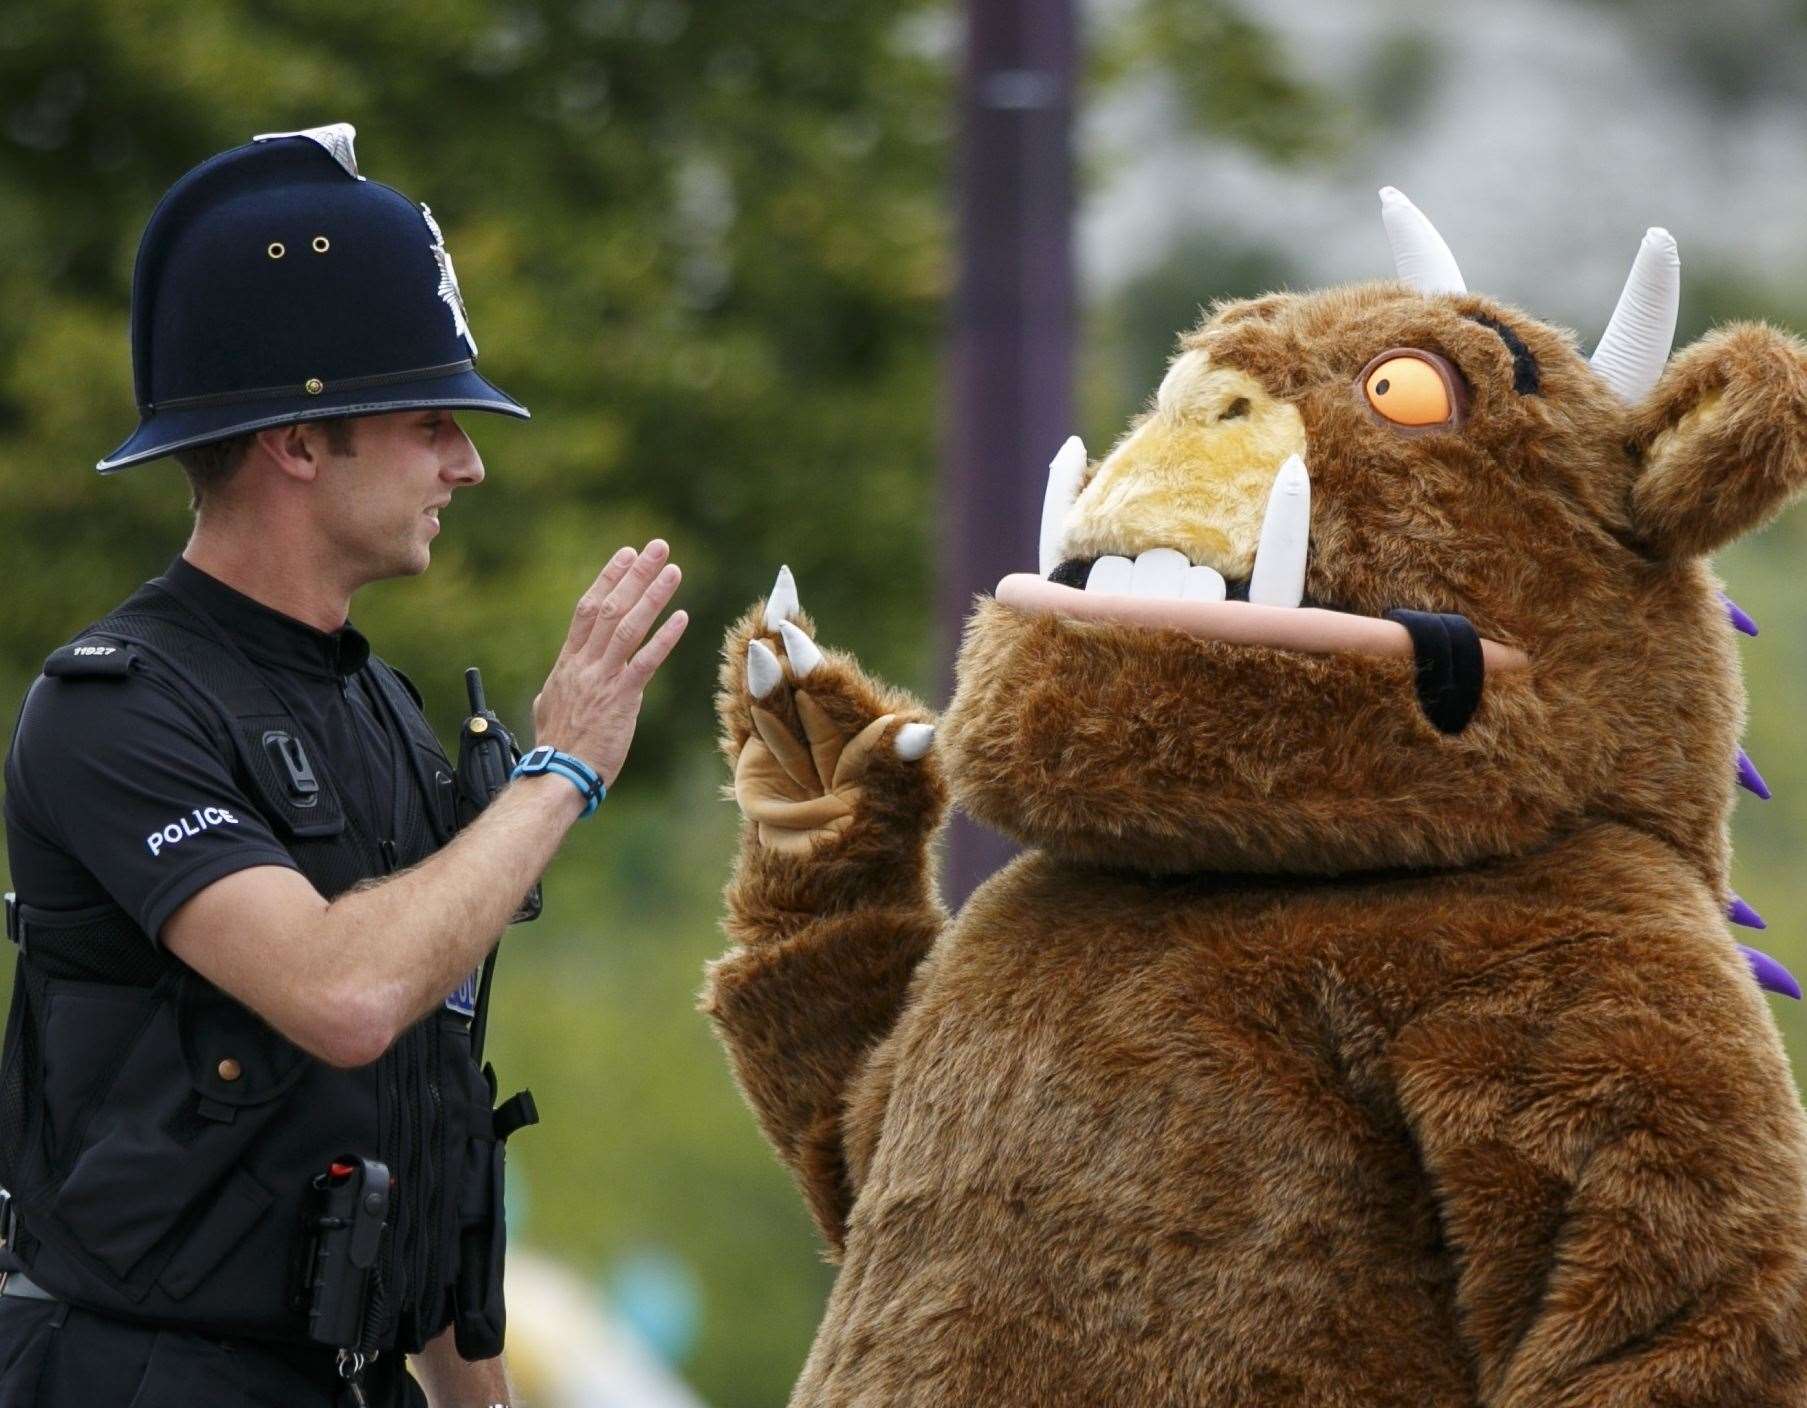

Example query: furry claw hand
[722,566,939,856]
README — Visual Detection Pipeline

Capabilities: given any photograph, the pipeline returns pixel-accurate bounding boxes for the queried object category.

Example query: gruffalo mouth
[706,189,1807,1407]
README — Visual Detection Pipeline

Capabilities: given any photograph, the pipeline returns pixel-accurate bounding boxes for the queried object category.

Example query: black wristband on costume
[1384,609,1485,735]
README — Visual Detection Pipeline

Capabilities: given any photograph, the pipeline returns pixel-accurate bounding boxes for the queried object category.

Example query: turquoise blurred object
[607,1247,702,1366]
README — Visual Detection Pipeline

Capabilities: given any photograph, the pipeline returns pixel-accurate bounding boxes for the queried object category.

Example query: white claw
[1247,454,1310,608]
[764,565,800,630]
[1085,554,1134,595]
[1180,565,1228,602]
[1039,435,1088,578]
[894,722,935,761]
[1130,547,1189,598]
[746,639,782,699]
[778,620,822,679]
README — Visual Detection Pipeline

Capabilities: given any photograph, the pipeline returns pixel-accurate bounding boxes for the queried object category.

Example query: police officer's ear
[249,420,354,485]
[247,424,323,485]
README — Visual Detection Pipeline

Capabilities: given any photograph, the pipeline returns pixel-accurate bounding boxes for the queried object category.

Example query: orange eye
[1361,351,1457,427]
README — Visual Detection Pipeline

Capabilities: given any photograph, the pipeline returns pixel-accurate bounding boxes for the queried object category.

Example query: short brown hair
[174,418,358,512]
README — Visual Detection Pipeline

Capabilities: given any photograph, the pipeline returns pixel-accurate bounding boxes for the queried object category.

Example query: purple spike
[1737,749,1773,800]
[1730,895,1768,930]
[1722,592,1759,636]
[1739,944,1803,1000]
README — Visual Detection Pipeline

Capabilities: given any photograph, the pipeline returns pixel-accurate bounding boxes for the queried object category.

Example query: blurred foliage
[1088,0,1340,162]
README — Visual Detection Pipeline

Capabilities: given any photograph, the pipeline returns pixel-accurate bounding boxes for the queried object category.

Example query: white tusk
[778,621,822,679]
[746,640,782,700]
[1379,187,1466,296]
[894,722,935,761]
[1590,227,1679,403]
[763,565,800,630]
[1248,455,1310,607]
[1039,435,1088,577]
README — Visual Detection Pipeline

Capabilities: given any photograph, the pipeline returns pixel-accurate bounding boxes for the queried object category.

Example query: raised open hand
[720,566,936,857]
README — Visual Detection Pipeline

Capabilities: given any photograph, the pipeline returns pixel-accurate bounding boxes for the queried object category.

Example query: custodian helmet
[97,122,528,473]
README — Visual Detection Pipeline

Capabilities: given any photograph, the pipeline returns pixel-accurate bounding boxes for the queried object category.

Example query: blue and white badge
[446,968,480,1018]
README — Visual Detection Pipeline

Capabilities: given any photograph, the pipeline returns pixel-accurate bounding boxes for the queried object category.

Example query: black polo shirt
[4,556,408,944]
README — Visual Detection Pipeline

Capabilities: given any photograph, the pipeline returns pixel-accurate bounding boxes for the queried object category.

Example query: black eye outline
[1356,347,1469,435]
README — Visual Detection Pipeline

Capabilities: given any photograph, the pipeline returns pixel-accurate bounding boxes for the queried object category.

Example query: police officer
[0,125,687,1406]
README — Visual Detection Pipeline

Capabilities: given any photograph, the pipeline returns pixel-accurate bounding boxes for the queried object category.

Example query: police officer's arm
[413,1322,514,1407]
[163,542,687,1068]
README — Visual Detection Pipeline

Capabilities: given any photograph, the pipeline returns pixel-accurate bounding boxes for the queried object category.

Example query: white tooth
[894,723,935,761]
[1039,435,1088,578]
[1085,555,1133,595]
[1130,548,1189,598]
[746,640,782,699]
[778,621,822,679]
[1181,565,1227,602]
[1248,454,1310,608]
[764,565,799,630]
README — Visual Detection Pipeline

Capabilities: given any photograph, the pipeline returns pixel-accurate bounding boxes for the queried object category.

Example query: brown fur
[706,279,1807,1404]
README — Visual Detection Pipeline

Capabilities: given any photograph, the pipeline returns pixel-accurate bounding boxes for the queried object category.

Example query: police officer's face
[315,410,485,580]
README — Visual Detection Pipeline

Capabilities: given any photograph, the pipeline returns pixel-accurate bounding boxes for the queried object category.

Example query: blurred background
[5,0,1807,1403]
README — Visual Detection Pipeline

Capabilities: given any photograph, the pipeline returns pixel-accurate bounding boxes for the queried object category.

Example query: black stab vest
[0,579,531,1357]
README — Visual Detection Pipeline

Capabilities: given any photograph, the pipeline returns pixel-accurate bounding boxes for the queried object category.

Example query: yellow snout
[1062,355,1306,580]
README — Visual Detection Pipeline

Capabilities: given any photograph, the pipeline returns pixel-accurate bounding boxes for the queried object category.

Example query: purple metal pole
[939,0,1077,909]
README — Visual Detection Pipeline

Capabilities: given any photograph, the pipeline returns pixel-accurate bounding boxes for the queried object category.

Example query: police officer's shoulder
[27,625,227,753]
[42,633,137,681]
[376,659,425,709]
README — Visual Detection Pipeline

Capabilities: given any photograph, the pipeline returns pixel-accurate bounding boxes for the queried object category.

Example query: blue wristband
[511,745,606,819]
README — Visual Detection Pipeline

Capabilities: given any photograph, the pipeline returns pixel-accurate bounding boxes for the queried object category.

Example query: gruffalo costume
[706,189,1807,1406]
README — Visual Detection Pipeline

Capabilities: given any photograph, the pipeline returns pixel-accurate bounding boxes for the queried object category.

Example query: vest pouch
[44,973,308,1296]
[451,1060,537,1360]
[451,1134,507,1359]
[38,977,164,1176]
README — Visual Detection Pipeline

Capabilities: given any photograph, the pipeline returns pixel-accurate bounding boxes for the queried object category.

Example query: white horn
[1248,455,1311,608]
[1379,187,1466,296]
[1039,435,1087,577]
[1589,228,1679,403]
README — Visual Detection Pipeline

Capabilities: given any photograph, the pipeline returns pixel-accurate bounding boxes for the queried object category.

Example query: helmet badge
[251,122,364,180]
[420,204,477,357]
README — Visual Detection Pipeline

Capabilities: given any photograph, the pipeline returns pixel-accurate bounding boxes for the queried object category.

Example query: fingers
[589,538,679,665]
[750,705,819,791]
[576,539,670,660]
[561,545,642,660]
[795,693,859,785]
[831,715,900,790]
[596,560,679,675]
[625,609,688,689]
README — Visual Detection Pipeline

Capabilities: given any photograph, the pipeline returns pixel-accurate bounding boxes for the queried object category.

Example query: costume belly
[792,864,1479,1407]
